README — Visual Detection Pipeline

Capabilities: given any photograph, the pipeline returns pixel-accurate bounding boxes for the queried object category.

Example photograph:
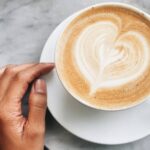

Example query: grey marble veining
[0,0,150,150]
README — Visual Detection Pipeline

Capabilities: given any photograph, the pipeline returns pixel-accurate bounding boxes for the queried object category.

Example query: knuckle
[30,127,45,138]
[4,66,16,75]
[29,95,47,109]
[15,72,26,81]
[15,71,33,82]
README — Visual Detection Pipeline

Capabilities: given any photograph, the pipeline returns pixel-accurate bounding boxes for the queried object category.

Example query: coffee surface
[56,5,150,109]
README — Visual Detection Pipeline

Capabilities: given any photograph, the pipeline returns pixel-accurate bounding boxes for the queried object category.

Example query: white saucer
[40,4,150,145]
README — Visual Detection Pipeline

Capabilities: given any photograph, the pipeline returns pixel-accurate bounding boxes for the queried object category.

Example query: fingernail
[34,79,47,94]
[44,63,55,66]
[49,63,55,68]
[50,62,55,66]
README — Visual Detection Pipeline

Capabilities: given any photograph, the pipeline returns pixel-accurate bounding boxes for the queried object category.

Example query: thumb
[28,79,47,132]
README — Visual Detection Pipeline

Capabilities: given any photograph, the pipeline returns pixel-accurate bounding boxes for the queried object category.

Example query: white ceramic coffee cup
[55,2,150,111]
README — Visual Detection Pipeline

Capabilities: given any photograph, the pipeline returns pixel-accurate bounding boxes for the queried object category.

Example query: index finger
[5,63,54,102]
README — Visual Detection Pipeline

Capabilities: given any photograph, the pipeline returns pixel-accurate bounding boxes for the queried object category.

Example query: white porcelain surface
[40,6,150,144]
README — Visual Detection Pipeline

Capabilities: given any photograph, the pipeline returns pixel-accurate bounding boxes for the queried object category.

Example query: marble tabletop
[0,0,150,149]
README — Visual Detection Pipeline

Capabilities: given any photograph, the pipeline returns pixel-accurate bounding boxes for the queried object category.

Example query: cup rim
[55,2,150,111]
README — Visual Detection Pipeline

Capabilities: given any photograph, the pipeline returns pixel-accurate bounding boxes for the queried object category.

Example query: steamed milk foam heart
[56,5,150,110]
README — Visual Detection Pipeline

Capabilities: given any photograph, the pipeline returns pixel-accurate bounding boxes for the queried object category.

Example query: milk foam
[74,16,150,93]
[56,5,150,109]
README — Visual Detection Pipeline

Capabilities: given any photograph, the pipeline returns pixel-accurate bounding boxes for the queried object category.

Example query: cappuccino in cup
[56,3,150,110]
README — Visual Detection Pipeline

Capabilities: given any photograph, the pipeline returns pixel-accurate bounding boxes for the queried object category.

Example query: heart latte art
[56,5,150,109]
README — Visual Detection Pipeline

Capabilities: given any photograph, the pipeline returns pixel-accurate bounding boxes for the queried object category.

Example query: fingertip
[49,62,55,67]
[49,63,55,70]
